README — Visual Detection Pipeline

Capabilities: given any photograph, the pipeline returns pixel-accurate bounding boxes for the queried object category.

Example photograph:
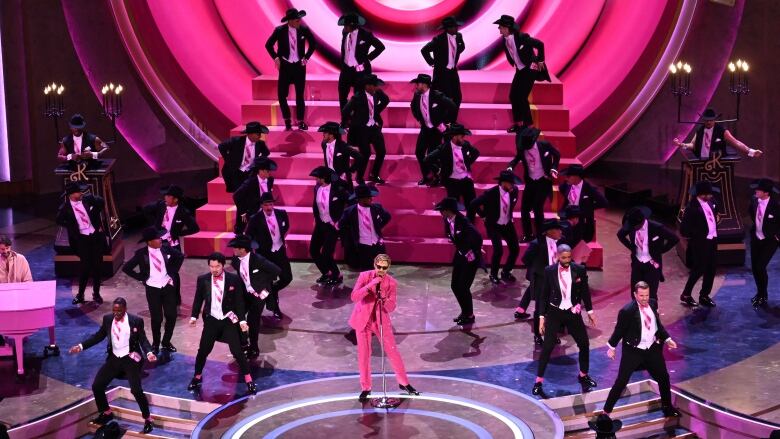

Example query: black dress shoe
[578,374,597,392]
[418,178,429,186]
[662,406,681,418]
[488,274,501,285]
[514,311,530,320]
[92,412,114,425]
[315,274,330,284]
[298,121,309,131]
[358,390,371,402]
[369,175,386,185]
[455,315,475,326]
[531,382,548,398]
[699,296,716,307]
[555,336,561,345]
[534,335,544,346]
[680,295,698,307]
[187,377,202,391]
[161,343,177,352]
[246,381,257,394]
[452,314,463,322]
[272,310,284,319]
[284,119,293,131]
[429,177,441,187]
[501,271,517,282]
[72,296,85,305]
[246,347,260,359]
[507,125,520,133]
[344,329,358,345]
[151,345,160,356]
[520,235,534,243]
[400,384,420,396]
[92,294,104,305]
[326,274,343,286]
[142,419,154,434]
[755,297,768,308]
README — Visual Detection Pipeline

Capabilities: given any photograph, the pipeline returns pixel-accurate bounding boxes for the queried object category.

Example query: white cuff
[78,343,83,350]
[664,338,673,344]
[239,320,247,325]
[748,149,757,157]
[91,152,99,159]
[587,310,594,314]
[190,317,197,322]
[66,154,73,161]
[607,343,615,350]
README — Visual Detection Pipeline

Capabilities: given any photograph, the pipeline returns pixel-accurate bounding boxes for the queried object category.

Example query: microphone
[375,281,382,300]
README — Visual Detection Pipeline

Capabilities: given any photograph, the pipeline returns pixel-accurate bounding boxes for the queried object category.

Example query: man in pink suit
[349,253,420,402]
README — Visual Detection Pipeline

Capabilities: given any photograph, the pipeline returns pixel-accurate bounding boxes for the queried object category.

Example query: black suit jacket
[522,236,566,281]
[749,195,780,241]
[680,197,719,242]
[410,90,456,128]
[338,203,391,245]
[122,245,185,288]
[444,214,483,262]
[265,24,316,61]
[470,185,519,226]
[508,139,560,181]
[81,313,152,359]
[560,180,608,241]
[218,136,270,192]
[233,176,275,219]
[191,272,247,321]
[342,90,390,129]
[617,220,678,279]
[421,32,465,72]
[313,181,350,226]
[143,201,199,242]
[538,262,591,316]
[322,139,362,176]
[425,141,480,179]
[230,253,281,299]
[340,28,385,69]
[245,208,290,254]
[56,195,107,250]
[503,31,550,81]
[607,300,670,349]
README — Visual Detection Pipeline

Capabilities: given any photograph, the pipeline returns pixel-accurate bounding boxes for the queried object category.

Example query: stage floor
[1,207,779,432]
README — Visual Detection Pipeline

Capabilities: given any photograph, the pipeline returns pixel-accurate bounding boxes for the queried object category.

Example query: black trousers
[356,243,386,271]
[681,239,717,299]
[416,126,442,180]
[242,294,263,350]
[194,316,250,376]
[521,178,551,238]
[536,306,590,377]
[354,125,386,180]
[630,261,662,301]
[145,284,178,346]
[603,343,672,412]
[518,275,543,336]
[93,353,150,418]
[510,67,536,125]
[75,232,105,297]
[751,235,778,299]
[444,177,476,220]
[432,68,462,120]
[338,66,370,111]
[486,223,519,277]
[278,60,306,121]
[580,215,597,243]
[259,247,293,312]
[452,255,479,317]
[310,222,340,277]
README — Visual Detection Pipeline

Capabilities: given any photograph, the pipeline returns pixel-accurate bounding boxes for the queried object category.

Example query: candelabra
[669,61,692,123]
[43,82,66,142]
[728,59,749,120]
[101,83,124,143]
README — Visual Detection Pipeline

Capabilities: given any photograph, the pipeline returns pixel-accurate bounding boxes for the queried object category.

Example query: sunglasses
[375,265,389,271]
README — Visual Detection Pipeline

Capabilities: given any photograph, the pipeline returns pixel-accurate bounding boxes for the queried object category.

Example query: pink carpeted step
[251,71,564,105]
[230,126,578,158]
[241,100,570,132]
[182,232,603,268]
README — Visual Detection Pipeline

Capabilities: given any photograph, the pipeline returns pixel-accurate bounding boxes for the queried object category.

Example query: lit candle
[728,62,735,89]
[44,86,51,110]
[57,85,64,112]
[683,63,691,91]
[669,64,677,92]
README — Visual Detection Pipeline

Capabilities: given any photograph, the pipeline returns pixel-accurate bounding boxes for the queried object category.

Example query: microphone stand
[370,279,401,409]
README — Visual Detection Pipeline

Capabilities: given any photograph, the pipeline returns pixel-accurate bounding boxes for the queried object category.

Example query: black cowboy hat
[338,13,366,27]
[700,108,720,122]
[250,157,278,172]
[541,219,563,233]
[559,205,582,220]
[361,74,385,87]
[749,178,779,194]
[689,180,721,196]
[69,114,86,129]
[227,234,257,250]
[64,181,88,195]
[350,184,380,200]
[560,164,585,178]
[281,8,306,23]
[624,205,652,228]
[309,166,337,181]
[588,414,623,434]
[241,121,269,135]
[496,170,522,185]
[434,197,465,212]
[518,126,541,149]
[138,226,166,243]
[160,185,184,199]
[318,121,346,136]
[438,16,463,30]
[410,73,432,85]
[259,192,276,204]
[444,123,472,137]
[493,15,518,30]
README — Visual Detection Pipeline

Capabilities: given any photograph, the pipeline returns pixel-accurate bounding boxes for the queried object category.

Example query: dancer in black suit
[494,15,549,133]
[143,185,199,252]
[229,235,281,358]
[603,281,681,419]
[533,244,597,398]
[318,121,362,190]
[265,8,317,131]
[616,206,678,301]
[410,74,456,186]
[122,226,185,354]
[435,197,483,326]
[56,181,106,305]
[187,253,256,394]
[342,74,390,184]
[679,181,720,307]
[559,205,585,248]
[470,170,521,284]
[218,122,270,193]
[425,123,480,220]
[508,126,560,241]
[337,13,385,110]
[233,157,277,234]
[338,184,391,270]
[421,17,465,119]
[747,179,780,307]
[309,166,350,285]
[559,165,608,242]
[673,108,762,159]
[69,297,156,434]
[57,114,109,165]
[244,193,292,319]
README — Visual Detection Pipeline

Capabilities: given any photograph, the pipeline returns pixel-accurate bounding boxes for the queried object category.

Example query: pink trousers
[357,318,409,391]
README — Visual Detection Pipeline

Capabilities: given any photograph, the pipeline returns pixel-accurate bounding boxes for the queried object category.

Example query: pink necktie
[550,243,558,264]
[635,230,644,249]
[368,95,375,124]
[360,208,373,235]
[163,209,170,225]
[241,264,249,284]
[501,192,509,220]
[454,148,467,173]
[704,205,715,225]
[259,179,267,194]
[449,37,456,66]
[757,203,765,230]
[242,144,253,168]
[289,30,297,57]
[640,304,652,331]
[267,215,278,239]
[319,187,328,208]
[421,94,431,126]
[326,145,334,168]
[213,276,223,303]
[74,203,91,226]
[568,186,578,205]
[149,251,163,272]
[702,131,712,157]
[526,150,536,168]
[113,318,122,342]
[558,266,569,301]
[449,220,455,237]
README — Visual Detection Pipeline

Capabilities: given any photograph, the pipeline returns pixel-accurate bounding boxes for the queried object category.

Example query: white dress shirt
[698,198,718,239]
[210,275,226,320]
[504,34,525,70]
[146,246,172,288]
[238,254,255,294]
[557,264,573,310]
[357,204,379,245]
[317,184,333,224]
[756,197,769,240]
[525,143,545,180]
[111,316,131,358]
[265,212,284,252]
[70,200,96,235]
[546,236,558,266]
[637,304,658,350]
[446,33,457,69]
[497,187,511,225]
[344,30,359,67]
[287,26,300,63]
[450,144,470,180]
[635,220,652,263]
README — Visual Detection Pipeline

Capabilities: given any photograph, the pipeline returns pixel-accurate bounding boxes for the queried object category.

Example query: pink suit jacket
[348,270,398,330]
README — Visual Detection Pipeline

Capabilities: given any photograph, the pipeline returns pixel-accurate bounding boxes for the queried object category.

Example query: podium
[675,150,745,266]
[54,159,125,276]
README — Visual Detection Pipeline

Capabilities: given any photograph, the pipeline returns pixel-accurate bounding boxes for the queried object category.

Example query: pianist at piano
[0,236,32,284]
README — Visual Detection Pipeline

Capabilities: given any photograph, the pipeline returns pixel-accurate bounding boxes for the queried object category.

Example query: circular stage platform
[192,375,564,438]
